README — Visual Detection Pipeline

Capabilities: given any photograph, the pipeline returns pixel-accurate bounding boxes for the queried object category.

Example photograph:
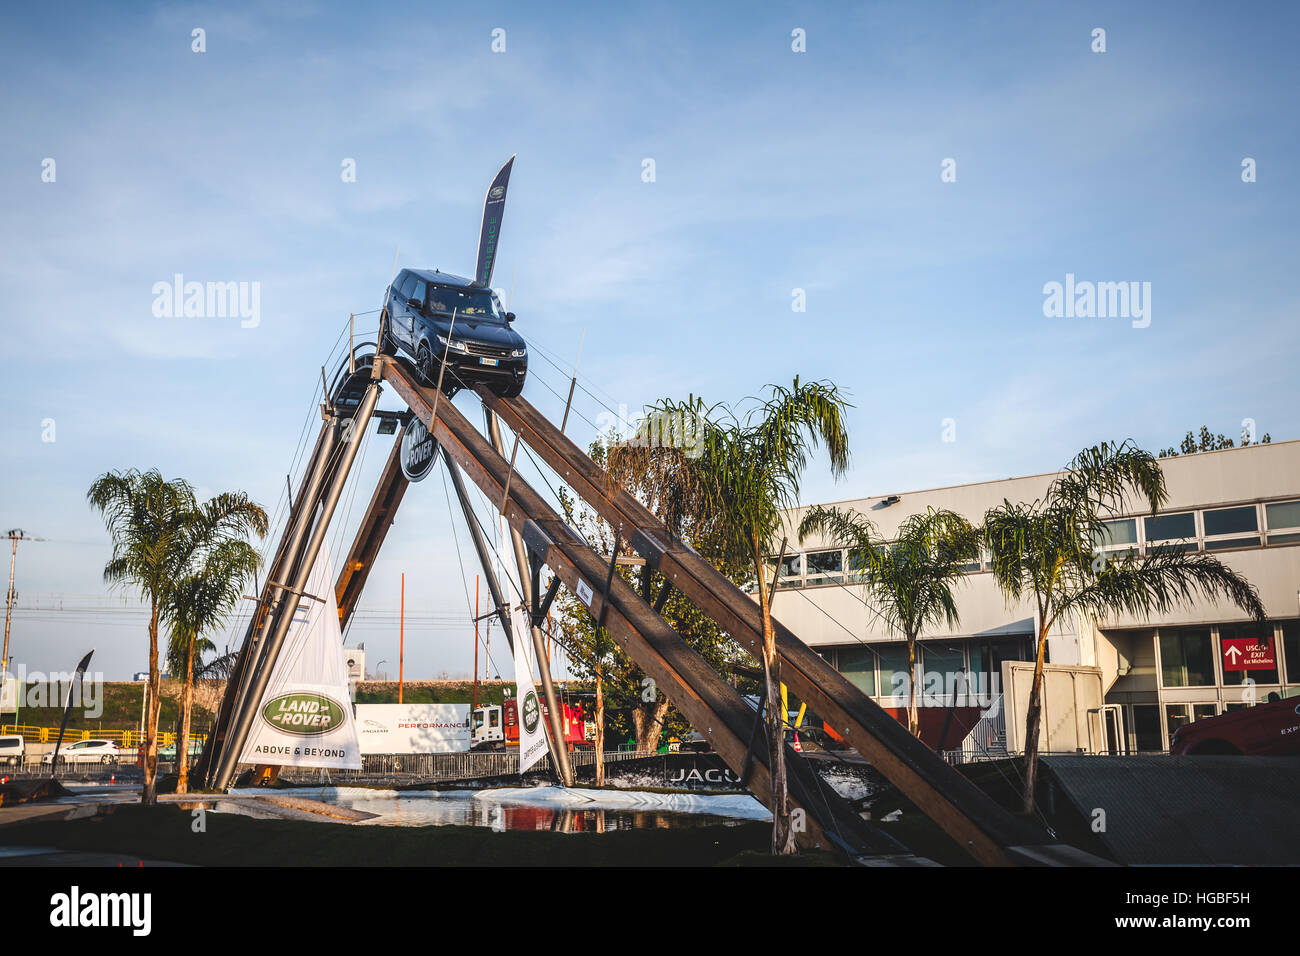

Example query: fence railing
[275,749,660,785]
[0,724,203,749]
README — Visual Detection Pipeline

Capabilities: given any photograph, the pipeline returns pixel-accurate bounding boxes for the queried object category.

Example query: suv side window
[398,273,417,299]
[411,280,427,309]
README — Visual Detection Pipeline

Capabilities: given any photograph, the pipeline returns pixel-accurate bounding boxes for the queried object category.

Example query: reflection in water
[271,787,764,834]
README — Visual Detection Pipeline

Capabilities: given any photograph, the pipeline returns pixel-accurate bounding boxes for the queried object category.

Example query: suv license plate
[480,357,499,366]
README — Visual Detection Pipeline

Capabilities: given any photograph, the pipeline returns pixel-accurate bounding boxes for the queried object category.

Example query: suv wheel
[379,324,398,356]
[101,755,114,765]
[416,342,435,385]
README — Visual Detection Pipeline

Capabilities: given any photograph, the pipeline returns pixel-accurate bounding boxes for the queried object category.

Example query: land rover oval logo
[400,417,438,482]
[261,693,345,736]
[521,690,541,735]
[489,185,506,200]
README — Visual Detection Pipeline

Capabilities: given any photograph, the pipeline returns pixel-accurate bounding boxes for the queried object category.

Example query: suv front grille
[464,342,514,359]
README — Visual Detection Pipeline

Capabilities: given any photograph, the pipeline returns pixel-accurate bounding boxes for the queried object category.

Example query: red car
[1170,696,1300,756]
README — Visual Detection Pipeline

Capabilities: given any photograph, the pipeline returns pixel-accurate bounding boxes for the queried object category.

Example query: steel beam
[486,409,574,787]
[335,436,410,629]
[381,356,902,856]
[477,388,1093,865]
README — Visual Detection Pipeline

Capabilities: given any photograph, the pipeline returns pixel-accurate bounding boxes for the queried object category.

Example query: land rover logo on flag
[261,692,346,736]
[489,185,506,199]
[400,417,438,482]
[521,690,541,735]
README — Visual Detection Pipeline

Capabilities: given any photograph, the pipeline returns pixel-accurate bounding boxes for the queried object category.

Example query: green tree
[982,441,1266,814]
[556,437,744,775]
[88,470,265,802]
[1158,424,1271,458]
[618,378,851,854]
[166,522,264,794]
[798,506,979,736]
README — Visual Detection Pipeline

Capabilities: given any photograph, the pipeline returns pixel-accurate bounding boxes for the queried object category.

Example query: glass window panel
[1095,518,1137,548]
[837,646,876,696]
[1206,536,1259,551]
[1265,500,1300,531]
[921,644,965,703]
[1268,532,1300,545]
[804,549,843,583]
[1219,623,1277,684]
[876,645,912,698]
[398,273,417,298]
[411,279,427,305]
[1284,622,1300,684]
[1193,704,1218,721]
[778,554,803,581]
[1132,705,1162,752]
[1159,627,1214,687]
[1203,506,1258,537]
[1145,512,1196,542]
[1165,704,1191,738]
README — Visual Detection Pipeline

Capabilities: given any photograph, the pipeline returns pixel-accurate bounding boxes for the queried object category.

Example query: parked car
[380,268,527,398]
[42,739,120,766]
[0,734,25,767]
[1170,694,1300,756]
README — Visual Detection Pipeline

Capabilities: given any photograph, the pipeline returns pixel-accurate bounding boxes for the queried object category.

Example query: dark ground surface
[0,803,849,867]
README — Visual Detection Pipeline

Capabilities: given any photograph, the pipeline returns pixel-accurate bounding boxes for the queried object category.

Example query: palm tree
[798,506,979,737]
[616,378,851,854]
[983,441,1267,814]
[88,470,197,803]
[88,471,265,802]
[166,531,262,794]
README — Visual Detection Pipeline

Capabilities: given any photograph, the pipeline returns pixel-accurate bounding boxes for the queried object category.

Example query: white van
[0,735,25,767]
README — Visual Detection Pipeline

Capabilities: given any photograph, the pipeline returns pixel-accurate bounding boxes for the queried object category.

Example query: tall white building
[774,440,1300,755]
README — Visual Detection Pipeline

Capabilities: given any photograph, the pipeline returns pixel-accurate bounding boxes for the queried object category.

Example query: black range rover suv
[381,268,527,398]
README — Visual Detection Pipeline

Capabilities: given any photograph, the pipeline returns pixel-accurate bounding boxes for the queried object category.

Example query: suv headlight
[436,334,468,353]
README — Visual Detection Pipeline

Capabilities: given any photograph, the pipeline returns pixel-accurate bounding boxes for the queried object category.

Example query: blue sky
[1,1,1296,681]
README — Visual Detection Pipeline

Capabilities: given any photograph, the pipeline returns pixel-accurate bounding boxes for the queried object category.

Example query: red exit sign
[1222,637,1276,671]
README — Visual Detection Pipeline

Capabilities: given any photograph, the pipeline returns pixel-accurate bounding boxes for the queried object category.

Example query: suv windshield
[425,285,505,322]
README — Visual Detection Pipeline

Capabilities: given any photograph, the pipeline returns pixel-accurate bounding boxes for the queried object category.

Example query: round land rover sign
[521,690,541,735]
[261,692,346,736]
[400,417,438,482]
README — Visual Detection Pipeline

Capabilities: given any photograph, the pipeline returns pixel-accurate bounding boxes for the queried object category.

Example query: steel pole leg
[213,383,382,789]
[486,409,575,787]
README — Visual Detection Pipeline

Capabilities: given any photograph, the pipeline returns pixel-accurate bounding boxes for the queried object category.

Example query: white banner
[240,540,362,769]
[500,513,548,772]
[354,704,470,754]
[0,675,17,715]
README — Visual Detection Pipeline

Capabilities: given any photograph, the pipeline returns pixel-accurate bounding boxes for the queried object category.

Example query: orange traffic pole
[399,572,405,704]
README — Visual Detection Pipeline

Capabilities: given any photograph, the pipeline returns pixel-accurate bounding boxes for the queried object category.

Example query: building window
[1165,704,1192,737]
[845,549,872,582]
[1131,705,1162,752]
[1094,518,1138,556]
[876,645,911,699]
[1284,622,1300,684]
[1219,622,1278,685]
[1144,511,1197,551]
[921,643,965,703]
[1202,505,1261,550]
[766,553,803,586]
[1265,500,1300,545]
[1159,627,1215,687]
[837,646,876,696]
[804,549,843,585]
